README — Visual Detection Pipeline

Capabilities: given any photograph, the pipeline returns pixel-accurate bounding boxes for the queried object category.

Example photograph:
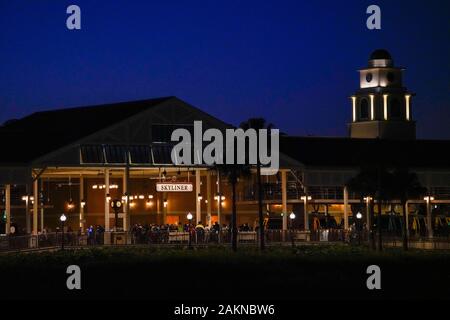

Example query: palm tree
[346,167,378,250]
[347,165,393,251]
[239,118,274,251]
[216,163,251,252]
[390,168,427,251]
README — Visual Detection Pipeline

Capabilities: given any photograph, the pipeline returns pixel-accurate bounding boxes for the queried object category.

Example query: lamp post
[424,195,435,238]
[289,212,296,248]
[356,212,363,245]
[110,199,122,231]
[60,213,67,250]
[187,212,193,249]
[300,195,312,230]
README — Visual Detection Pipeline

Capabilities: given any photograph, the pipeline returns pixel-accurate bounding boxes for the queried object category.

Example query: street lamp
[356,212,363,245]
[110,199,122,231]
[60,213,67,250]
[424,195,435,238]
[300,195,312,230]
[289,212,296,247]
[187,212,193,249]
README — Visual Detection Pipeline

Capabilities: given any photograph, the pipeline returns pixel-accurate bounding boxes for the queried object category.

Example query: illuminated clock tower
[349,49,416,139]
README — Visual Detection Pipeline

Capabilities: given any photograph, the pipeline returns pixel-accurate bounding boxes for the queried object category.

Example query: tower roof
[370,49,392,60]
[368,49,393,67]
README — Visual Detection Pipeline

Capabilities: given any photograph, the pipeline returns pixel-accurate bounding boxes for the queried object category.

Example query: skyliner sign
[156,183,193,192]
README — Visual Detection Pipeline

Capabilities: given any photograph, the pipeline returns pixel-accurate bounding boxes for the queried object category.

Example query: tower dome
[370,49,392,60]
[369,49,393,67]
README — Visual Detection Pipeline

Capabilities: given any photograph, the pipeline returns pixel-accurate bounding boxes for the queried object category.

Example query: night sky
[1,0,449,139]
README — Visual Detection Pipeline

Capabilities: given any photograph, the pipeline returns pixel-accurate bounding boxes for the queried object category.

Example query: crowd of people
[128,221,258,244]
[3,220,260,246]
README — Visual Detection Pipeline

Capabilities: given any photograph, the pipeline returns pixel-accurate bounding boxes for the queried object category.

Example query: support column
[217,170,221,227]
[5,184,11,235]
[343,186,349,230]
[405,200,409,237]
[426,197,433,238]
[40,179,44,232]
[281,170,288,231]
[365,198,371,231]
[196,169,201,224]
[163,193,167,224]
[33,179,38,235]
[156,194,161,225]
[123,167,129,231]
[104,169,110,231]
[25,184,30,234]
[303,188,309,231]
[206,171,212,226]
[79,176,84,232]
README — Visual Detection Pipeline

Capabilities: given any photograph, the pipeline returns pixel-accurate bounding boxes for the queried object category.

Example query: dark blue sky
[1,0,449,138]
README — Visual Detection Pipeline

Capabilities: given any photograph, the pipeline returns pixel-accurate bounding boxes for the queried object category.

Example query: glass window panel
[104,145,127,164]
[129,145,151,164]
[80,145,104,164]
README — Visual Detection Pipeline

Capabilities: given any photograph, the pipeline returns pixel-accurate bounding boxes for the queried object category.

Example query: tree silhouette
[239,118,274,251]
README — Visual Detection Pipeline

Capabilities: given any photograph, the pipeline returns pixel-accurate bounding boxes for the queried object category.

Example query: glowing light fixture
[67,200,75,210]
[369,94,375,120]
[383,94,388,120]
[405,94,411,121]
[351,96,356,122]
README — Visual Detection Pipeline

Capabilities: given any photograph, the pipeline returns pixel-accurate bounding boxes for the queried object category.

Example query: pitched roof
[280,136,450,168]
[0,97,174,165]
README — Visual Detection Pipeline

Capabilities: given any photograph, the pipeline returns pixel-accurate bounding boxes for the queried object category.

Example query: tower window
[360,99,369,120]
[390,98,402,119]
[366,73,373,83]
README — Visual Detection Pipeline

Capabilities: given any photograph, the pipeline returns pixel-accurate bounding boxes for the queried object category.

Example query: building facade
[1,50,449,238]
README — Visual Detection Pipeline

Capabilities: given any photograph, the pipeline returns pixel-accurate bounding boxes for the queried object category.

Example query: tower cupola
[348,49,416,140]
